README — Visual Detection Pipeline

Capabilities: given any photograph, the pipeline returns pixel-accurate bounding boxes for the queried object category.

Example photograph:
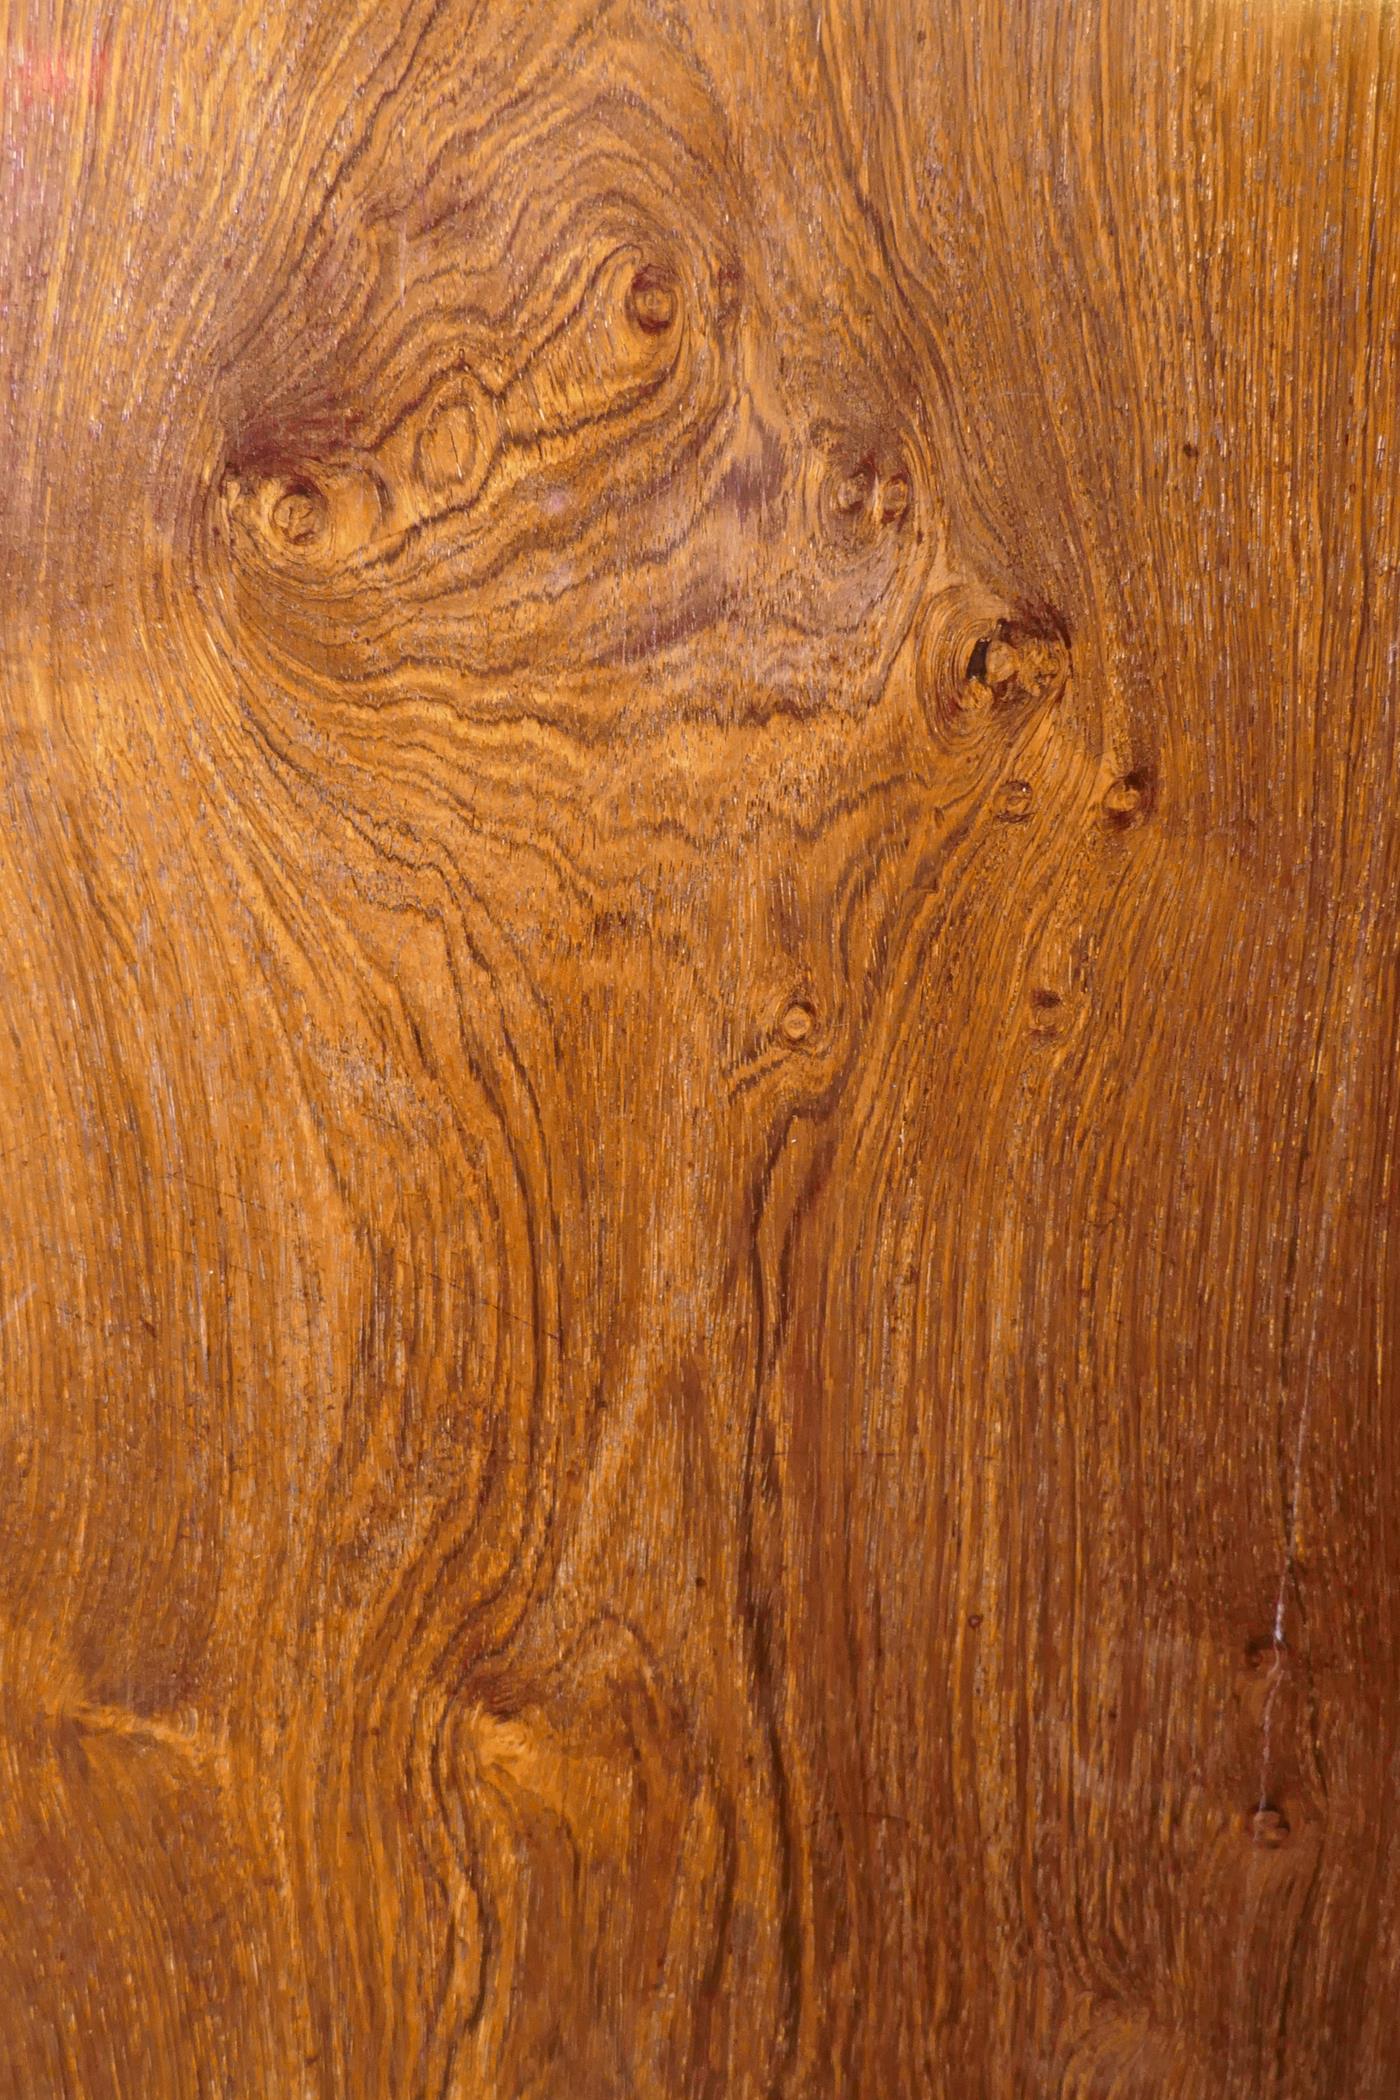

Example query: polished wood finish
[2,2,1398,2093]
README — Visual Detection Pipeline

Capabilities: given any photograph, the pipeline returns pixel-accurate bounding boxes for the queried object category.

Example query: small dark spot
[1245,1634,1281,1673]
[1030,986,1063,1011]
[716,418,785,526]
[1182,440,1199,460]
[715,258,744,327]
[967,1612,983,1629]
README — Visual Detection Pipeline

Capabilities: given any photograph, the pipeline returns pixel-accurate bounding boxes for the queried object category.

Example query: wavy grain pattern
[1,0,1397,2093]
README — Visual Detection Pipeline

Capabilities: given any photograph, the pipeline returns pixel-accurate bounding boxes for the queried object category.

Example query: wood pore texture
[2,1,1398,2095]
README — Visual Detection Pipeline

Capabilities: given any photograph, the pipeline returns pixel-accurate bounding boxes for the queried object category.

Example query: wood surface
[2,0,1398,2093]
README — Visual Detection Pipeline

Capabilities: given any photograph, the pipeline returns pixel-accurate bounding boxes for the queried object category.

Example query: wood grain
[2,1,1397,2093]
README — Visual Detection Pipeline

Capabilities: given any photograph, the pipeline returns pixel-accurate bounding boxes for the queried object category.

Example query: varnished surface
[2,2,1398,2093]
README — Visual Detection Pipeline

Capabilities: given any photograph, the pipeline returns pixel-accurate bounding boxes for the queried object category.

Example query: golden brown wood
[2,1,1398,2093]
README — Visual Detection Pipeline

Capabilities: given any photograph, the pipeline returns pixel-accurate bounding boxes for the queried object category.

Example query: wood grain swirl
[1,0,1397,2093]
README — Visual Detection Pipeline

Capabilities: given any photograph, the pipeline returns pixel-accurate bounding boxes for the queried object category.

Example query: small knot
[779,1000,815,1046]
[416,399,483,493]
[817,441,913,543]
[965,619,1069,710]
[1250,1804,1290,1849]
[914,591,1070,746]
[1244,1635,1282,1674]
[977,639,1019,686]
[832,462,876,517]
[627,263,678,334]
[220,459,376,571]
[1103,768,1156,828]
[996,778,1033,822]
[270,484,326,545]
[878,471,911,524]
